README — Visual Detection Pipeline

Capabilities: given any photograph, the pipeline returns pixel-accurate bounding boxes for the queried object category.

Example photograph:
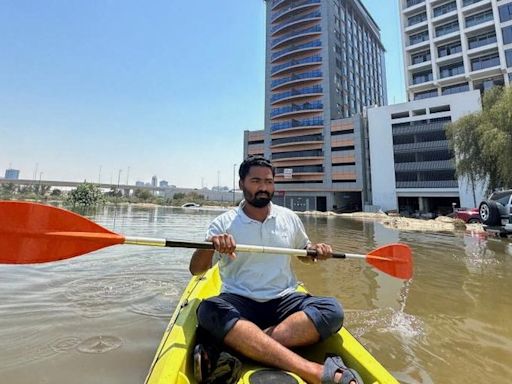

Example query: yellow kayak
[144,265,399,384]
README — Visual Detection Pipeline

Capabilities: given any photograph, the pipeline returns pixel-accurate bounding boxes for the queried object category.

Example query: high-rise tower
[254,0,387,211]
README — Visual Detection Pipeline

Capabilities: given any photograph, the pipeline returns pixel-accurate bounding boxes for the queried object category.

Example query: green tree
[134,188,153,202]
[446,86,512,192]
[50,189,62,197]
[66,183,104,207]
[0,183,16,198]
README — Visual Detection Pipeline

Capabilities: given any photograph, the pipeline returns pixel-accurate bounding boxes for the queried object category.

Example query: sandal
[321,355,364,384]
[193,343,242,384]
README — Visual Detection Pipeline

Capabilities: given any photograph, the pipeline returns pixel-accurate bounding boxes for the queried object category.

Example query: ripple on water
[50,336,82,353]
[63,274,180,318]
[76,336,123,354]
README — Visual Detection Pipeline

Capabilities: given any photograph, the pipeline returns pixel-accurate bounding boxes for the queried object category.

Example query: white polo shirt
[206,201,310,301]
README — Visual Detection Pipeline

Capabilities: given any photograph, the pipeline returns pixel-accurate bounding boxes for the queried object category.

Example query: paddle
[0,201,413,279]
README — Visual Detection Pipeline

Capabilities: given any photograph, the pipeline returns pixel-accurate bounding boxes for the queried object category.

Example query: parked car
[479,189,512,226]
[181,202,201,208]
[447,208,481,223]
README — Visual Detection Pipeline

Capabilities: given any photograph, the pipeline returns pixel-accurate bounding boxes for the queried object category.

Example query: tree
[0,183,16,198]
[134,188,153,202]
[446,86,512,192]
[66,183,104,207]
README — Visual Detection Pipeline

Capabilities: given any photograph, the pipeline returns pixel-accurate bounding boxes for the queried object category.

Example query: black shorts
[196,292,343,343]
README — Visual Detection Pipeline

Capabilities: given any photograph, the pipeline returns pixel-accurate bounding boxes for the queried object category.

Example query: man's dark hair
[238,156,275,180]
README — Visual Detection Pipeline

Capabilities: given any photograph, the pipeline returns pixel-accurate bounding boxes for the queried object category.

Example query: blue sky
[0,0,404,188]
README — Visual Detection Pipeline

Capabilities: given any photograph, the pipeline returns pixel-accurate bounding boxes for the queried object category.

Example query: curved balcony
[271,10,321,35]
[271,0,321,23]
[271,25,321,49]
[271,102,323,118]
[271,117,323,132]
[271,0,287,11]
[271,85,322,104]
[271,40,321,62]
[271,55,322,76]
[271,70,322,90]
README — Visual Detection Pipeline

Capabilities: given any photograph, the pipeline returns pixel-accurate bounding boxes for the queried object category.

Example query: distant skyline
[0,1,405,189]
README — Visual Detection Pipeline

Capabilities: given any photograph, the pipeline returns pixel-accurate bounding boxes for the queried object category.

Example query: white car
[181,202,201,208]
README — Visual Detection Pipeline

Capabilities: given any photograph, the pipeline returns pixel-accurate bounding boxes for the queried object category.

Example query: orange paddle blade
[0,201,125,264]
[366,243,413,280]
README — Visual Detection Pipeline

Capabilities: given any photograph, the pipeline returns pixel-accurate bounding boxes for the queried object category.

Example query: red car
[448,208,481,223]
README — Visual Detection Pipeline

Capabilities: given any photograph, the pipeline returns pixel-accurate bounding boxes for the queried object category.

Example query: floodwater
[1,205,511,383]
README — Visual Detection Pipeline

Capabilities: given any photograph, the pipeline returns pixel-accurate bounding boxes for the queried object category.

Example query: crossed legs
[197,293,354,384]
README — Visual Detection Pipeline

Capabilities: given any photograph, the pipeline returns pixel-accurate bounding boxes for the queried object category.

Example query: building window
[433,1,457,17]
[438,40,462,57]
[465,9,494,28]
[412,70,433,84]
[499,3,512,22]
[468,31,497,50]
[409,30,429,45]
[408,12,427,26]
[506,50,512,68]
[411,50,431,64]
[435,20,459,37]
[439,62,464,78]
[471,52,500,71]
[414,89,438,100]
[442,83,469,95]
[463,0,484,6]
[503,26,512,45]
[406,0,424,8]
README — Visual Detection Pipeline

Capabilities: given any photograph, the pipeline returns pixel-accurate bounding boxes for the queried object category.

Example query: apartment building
[244,0,387,211]
[401,0,512,101]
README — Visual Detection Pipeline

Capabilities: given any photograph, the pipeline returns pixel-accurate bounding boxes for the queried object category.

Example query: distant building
[151,175,158,187]
[4,169,20,180]
[135,181,144,187]
[159,180,169,188]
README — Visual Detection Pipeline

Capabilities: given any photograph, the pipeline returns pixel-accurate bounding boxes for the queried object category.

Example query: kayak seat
[321,355,364,384]
[248,369,299,383]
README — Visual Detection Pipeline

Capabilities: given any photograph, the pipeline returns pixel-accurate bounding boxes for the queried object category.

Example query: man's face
[240,166,275,208]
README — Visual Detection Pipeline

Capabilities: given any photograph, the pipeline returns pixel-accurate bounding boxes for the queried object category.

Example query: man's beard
[244,191,273,208]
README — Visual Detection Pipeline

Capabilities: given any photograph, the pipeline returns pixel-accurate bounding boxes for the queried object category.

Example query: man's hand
[307,243,333,260]
[209,234,237,260]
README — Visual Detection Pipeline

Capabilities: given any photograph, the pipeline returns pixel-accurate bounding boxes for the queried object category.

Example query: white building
[400,0,512,101]
[368,90,486,214]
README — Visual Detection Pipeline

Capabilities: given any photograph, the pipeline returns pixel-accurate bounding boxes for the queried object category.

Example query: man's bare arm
[189,249,214,275]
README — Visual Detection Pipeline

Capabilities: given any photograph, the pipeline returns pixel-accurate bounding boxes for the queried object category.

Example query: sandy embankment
[300,210,485,233]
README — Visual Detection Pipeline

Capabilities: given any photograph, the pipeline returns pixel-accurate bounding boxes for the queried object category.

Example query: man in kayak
[189,155,362,384]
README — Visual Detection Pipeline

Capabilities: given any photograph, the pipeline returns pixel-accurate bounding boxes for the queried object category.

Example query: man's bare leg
[264,311,320,347]
[224,317,353,384]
